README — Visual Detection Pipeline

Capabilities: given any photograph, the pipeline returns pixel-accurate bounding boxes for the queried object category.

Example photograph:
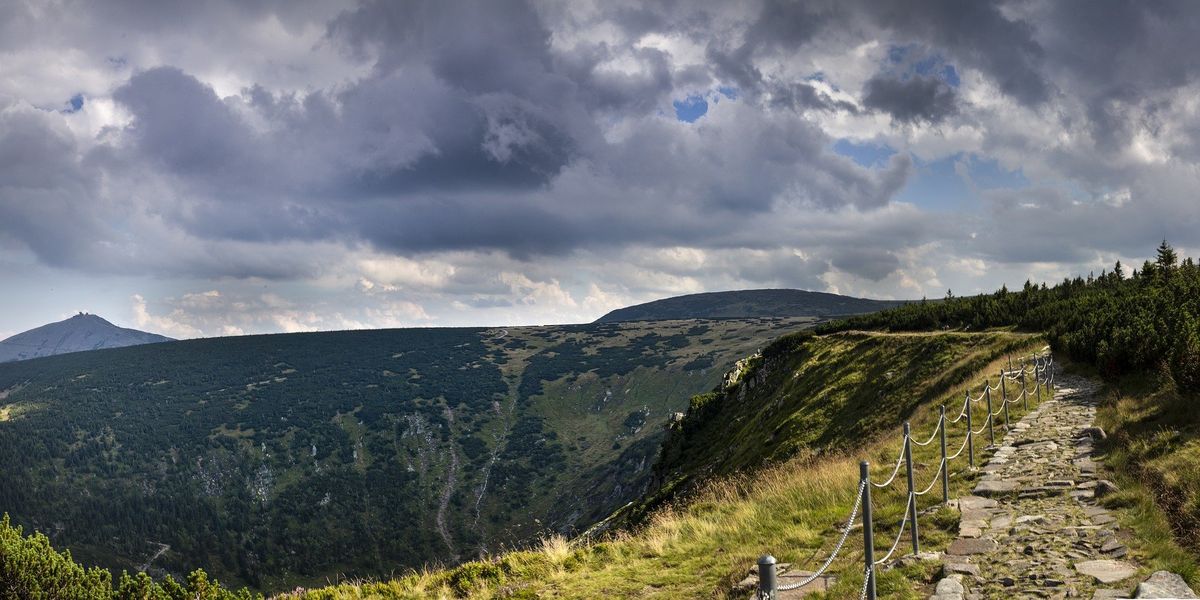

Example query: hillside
[0,329,1045,599]
[820,243,1200,577]
[595,289,908,323]
[0,317,813,591]
[5,244,1200,598]
[0,313,172,363]
[264,329,1045,598]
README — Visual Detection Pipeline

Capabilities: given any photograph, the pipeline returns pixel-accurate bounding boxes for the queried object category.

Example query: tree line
[821,241,1200,392]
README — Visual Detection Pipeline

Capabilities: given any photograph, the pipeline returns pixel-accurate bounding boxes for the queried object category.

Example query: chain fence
[756,350,1056,600]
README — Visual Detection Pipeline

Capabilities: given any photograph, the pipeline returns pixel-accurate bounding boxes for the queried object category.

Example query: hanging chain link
[776,479,867,591]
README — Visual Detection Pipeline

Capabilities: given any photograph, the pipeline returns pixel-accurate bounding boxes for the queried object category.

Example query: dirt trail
[138,541,170,572]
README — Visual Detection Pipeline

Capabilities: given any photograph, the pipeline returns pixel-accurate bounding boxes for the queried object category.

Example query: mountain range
[0,313,172,363]
[595,288,908,323]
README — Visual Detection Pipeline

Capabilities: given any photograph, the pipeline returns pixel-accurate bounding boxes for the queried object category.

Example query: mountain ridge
[595,288,909,323]
[0,313,173,363]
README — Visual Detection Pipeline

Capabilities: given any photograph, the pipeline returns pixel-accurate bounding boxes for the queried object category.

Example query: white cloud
[132,294,203,339]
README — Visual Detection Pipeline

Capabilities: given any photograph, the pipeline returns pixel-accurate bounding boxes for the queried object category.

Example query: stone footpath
[932,371,1197,600]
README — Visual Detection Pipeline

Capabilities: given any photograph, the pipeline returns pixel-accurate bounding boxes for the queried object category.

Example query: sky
[2,0,1199,339]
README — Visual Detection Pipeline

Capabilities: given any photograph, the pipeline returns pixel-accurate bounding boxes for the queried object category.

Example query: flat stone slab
[974,480,1018,496]
[1134,570,1198,598]
[957,495,998,511]
[1076,559,1138,584]
[947,538,998,555]
[943,561,980,577]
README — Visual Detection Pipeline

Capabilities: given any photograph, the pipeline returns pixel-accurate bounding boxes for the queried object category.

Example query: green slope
[595,289,908,323]
[0,317,814,591]
[266,330,1043,598]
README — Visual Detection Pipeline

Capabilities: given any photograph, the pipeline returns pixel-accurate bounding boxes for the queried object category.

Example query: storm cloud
[2,0,1200,335]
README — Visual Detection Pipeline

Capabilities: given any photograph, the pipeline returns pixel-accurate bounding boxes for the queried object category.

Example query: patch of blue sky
[672,92,705,121]
[895,153,1028,212]
[896,154,973,212]
[967,155,1028,189]
[833,138,897,168]
[64,93,84,113]
[673,94,708,122]
[717,86,738,100]
[887,44,910,64]
[914,55,960,87]
[886,44,960,87]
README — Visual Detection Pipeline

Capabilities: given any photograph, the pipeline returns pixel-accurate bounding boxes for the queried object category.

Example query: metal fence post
[939,405,949,504]
[1036,359,1043,404]
[861,461,877,600]
[1000,371,1009,429]
[757,555,777,600]
[965,392,975,469]
[903,422,919,555]
[984,384,995,447]
[1021,361,1029,411]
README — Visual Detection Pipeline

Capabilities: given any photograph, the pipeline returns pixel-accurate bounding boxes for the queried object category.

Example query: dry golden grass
[277,334,1048,599]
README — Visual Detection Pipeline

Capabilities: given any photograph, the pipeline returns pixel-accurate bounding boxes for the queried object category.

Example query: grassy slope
[0,318,812,592]
[1092,368,1200,586]
[596,289,906,323]
[279,331,1046,599]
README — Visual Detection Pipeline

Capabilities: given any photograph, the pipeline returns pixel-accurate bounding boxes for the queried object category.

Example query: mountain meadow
[2,244,1200,598]
[0,316,818,591]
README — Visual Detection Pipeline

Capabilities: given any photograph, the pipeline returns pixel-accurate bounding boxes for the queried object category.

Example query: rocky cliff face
[0,313,173,362]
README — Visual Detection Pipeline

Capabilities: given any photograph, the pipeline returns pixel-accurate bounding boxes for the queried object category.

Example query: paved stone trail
[933,371,1197,600]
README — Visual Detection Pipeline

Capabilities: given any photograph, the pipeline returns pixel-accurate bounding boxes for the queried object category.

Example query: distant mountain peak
[0,313,173,363]
[596,288,908,323]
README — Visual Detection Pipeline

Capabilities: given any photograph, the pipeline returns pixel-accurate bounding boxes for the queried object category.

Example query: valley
[0,316,818,591]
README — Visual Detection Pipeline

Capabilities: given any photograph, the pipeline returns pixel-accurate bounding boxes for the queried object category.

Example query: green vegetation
[0,514,257,599]
[823,241,1200,390]
[7,243,1200,597]
[260,331,1041,598]
[1094,371,1200,583]
[652,331,1033,492]
[0,318,808,591]
[823,241,1200,588]
[595,289,905,322]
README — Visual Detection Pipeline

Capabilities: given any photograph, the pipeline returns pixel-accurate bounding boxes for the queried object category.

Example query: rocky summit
[0,313,172,363]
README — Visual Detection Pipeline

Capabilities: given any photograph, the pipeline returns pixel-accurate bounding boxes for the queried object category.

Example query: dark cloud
[863,73,957,124]
[868,0,1048,106]
[114,67,254,176]
[832,248,901,281]
[9,0,1200,309]
[0,106,104,267]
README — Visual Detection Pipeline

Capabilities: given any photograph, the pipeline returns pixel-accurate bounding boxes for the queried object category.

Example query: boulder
[1095,480,1120,499]
[1134,571,1198,598]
